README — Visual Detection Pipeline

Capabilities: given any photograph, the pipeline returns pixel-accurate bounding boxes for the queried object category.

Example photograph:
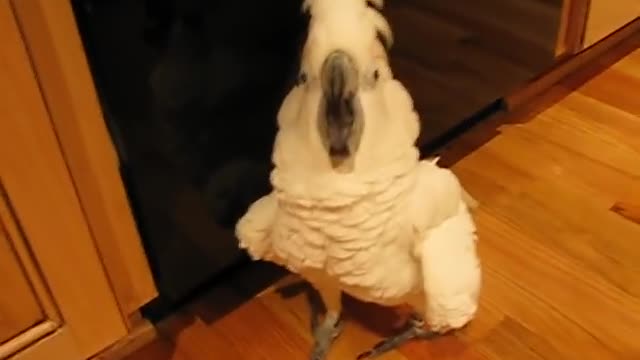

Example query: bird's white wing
[409,161,481,332]
[408,160,464,233]
[419,202,481,332]
[235,193,278,260]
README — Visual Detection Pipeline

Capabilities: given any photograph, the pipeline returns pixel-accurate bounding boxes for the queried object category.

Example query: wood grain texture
[11,0,158,319]
[0,0,127,357]
[125,32,640,360]
[91,316,158,360]
[611,202,640,225]
[555,0,590,55]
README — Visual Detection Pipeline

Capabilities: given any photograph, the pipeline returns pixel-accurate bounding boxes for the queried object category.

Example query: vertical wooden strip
[10,0,158,320]
[556,0,591,56]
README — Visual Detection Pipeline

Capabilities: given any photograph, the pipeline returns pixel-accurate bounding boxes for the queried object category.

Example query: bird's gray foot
[311,313,343,360]
[356,315,437,359]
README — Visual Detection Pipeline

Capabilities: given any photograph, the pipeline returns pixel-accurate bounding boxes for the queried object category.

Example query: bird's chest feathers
[270,176,419,300]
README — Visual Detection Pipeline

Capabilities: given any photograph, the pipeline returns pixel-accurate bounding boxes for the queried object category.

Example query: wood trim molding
[556,0,575,56]
[0,322,58,359]
[507,17,640,110]
[556,0,591,56]
[11,0,158,320]
[10,328,82,360]
[90,316,158,360]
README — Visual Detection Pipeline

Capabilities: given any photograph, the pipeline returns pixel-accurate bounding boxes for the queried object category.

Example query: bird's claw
[356,316,438,359]
[310,317,343,360]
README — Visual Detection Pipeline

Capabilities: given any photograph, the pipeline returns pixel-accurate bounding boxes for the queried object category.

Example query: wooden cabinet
[0,0,156,359]
[10,0,158,320]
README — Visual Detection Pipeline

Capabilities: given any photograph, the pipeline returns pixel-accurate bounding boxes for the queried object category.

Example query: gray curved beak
[319,50,361,159]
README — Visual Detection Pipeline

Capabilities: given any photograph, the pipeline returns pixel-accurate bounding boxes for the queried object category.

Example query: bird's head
[274,0,420,175]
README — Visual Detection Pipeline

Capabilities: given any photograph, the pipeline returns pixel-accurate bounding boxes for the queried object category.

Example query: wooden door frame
[555,0,591,57]
[10,0,158,322]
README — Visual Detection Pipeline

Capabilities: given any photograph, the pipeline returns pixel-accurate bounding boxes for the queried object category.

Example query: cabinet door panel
[0,190,67,360]
[0,185,67,359]
[0,213,43,344]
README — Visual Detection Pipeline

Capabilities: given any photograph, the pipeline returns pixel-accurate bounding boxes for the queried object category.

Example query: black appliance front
[71,0,308,317]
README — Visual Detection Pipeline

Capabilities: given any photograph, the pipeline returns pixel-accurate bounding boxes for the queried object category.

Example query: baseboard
[90,317,157,360]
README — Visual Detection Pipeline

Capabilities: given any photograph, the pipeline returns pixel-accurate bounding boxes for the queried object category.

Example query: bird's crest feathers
[301,0,393,50]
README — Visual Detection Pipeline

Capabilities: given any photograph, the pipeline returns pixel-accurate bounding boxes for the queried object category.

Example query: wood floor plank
[494,183,639,296]
[257,279,315,343]
[400,334,485,360]
[122,338,190,360]
[457,301,505,344]
[555,92,640,152]
[477,209,640,357]
[192,288,310,360]
[158,307,245,359]
[476,317,547,360]
[458,128,639,212]
[577,67,640,117]
[611,202,640,225]
[475,217,623,359]
[613,48,640,78]
[571,35,640,117]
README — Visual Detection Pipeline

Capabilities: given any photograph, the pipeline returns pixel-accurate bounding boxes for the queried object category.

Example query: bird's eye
[297,72,308,86]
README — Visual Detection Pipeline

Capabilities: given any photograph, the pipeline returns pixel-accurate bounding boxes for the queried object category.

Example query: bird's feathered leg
[308,278,344,360]
[356,313,438,359]
[278,278,343,360]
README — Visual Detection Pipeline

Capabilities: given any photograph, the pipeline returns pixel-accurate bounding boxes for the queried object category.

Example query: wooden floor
[125,36,640,360]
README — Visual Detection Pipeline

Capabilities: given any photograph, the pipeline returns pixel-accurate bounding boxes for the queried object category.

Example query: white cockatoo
[235,0,481,358]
